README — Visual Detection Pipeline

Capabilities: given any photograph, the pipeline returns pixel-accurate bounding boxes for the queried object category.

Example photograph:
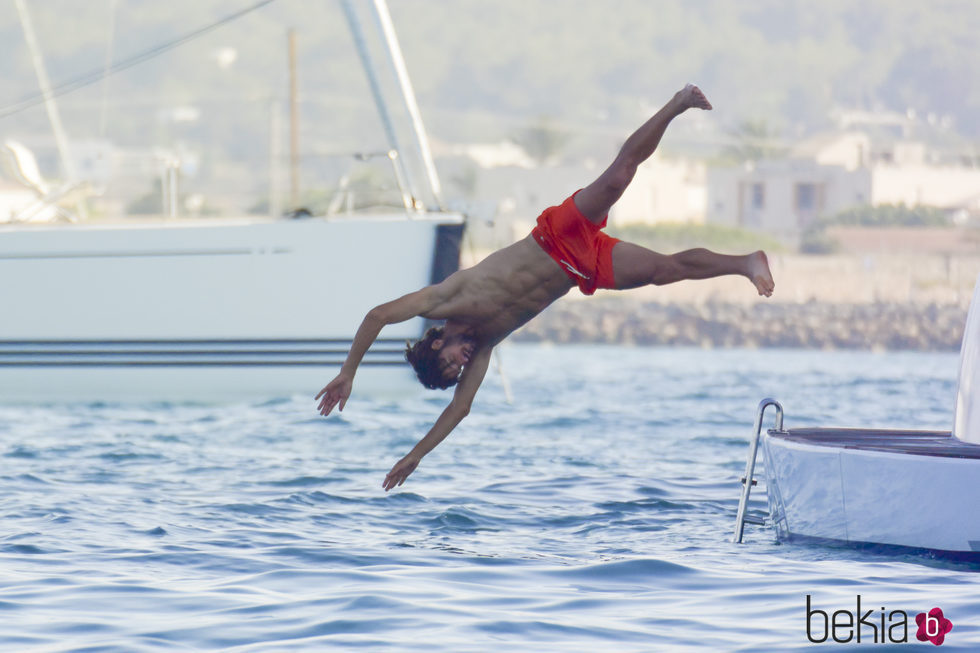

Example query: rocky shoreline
[512,300,967,351]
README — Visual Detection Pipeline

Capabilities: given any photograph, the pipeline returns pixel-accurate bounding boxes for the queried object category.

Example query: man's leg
[611,241,775,297]
[574,84,712,224]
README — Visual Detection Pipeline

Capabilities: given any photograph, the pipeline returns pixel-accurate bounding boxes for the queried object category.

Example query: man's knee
[649,253,681,285]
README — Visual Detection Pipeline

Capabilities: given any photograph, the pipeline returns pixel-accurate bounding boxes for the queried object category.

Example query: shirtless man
[315,84,775,491]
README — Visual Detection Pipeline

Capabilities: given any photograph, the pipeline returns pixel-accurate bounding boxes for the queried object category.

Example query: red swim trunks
[531,191,620,295]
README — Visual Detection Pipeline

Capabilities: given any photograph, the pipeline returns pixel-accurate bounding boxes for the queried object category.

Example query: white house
[792,131,871,170]
[707,159,870,238]
[609,157,706,226]
[871,164,980,210]
[707,131,980,239]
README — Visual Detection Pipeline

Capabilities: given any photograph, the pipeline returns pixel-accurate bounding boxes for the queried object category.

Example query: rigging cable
[0,0,279,120]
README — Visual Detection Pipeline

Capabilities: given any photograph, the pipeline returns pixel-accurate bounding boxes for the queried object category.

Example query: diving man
[316,84,775,491]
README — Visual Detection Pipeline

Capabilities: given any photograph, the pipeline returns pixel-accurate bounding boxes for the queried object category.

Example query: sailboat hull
[0,215,463,402]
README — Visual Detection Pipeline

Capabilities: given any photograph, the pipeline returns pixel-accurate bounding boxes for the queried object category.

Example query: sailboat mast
[288,29,300,208]
[340,0,417,213]
[369,0,444,210]
[14,0,77,183]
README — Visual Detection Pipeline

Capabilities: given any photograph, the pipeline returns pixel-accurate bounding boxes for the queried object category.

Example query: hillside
[1,0,977,204]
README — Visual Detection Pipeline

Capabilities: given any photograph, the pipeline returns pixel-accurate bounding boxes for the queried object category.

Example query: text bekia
[805,595,908,644]
[805,596,954,645]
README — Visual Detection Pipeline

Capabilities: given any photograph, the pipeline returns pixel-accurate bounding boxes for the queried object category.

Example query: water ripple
[0,346,978,651]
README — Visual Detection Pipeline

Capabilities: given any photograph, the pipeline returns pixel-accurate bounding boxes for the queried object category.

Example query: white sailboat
[0,0,464,402]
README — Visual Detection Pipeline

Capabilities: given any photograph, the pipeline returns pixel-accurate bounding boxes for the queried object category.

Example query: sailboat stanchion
[733,398,783,544]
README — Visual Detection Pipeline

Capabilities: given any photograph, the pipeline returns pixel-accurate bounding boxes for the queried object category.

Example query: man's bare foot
[676,83,712,111]
[747,250,775,297]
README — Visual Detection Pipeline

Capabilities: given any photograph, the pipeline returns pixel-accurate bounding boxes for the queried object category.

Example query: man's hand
[315,372,352,416]
[383,453,420,491]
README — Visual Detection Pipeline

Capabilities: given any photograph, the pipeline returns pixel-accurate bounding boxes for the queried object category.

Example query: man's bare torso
[423,234,574,346]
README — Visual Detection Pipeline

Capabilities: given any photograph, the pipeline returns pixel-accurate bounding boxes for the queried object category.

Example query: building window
[795,183,817,210]
[751,183,765,209]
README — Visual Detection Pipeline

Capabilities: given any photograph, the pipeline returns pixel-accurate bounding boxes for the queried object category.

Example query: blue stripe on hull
[0,339,408,367]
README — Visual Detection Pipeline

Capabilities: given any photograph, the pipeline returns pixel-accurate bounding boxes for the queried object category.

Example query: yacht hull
[762,428,980,553]
[0,215,463,402]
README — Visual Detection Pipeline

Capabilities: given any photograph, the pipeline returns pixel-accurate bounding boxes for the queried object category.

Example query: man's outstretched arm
[382,346,492,491]
[315,284,451,416]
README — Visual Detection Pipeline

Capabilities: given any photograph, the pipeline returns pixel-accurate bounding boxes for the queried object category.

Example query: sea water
[1,345,978,651]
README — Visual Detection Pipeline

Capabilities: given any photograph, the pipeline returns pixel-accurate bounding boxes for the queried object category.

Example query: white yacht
[734,277,980,555]
[0,214,461,402]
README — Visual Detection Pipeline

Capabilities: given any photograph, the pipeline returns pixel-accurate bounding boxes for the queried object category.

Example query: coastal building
[870,164,980,214]
[608,157,706,226]
[435,138,708,247]
[707,131,980,239]
[432,138,599,246]
[706,158,868,239]
[456,163,595,246]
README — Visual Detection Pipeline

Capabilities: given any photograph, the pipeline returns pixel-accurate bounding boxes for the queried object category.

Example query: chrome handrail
[732,398,783,544]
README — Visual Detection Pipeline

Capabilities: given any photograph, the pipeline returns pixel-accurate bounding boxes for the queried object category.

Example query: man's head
[404,325,475,390]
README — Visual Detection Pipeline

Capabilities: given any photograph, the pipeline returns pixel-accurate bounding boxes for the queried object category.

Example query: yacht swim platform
[769,427,980,459]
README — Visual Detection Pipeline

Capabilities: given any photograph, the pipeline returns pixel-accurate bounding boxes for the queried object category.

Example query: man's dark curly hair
[404,326,460,390]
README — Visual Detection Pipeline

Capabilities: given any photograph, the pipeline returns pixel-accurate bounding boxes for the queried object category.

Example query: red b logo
[915,607,953,646]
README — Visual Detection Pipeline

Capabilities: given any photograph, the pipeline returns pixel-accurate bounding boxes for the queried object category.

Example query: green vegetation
[125,183,166,216]
[821,204,949,227]
[719,119,788,163]
[607,222,786,255]
[126,178,220,217]
[509,116,572,166]
[799,204,952,254]
[798,226,841,255]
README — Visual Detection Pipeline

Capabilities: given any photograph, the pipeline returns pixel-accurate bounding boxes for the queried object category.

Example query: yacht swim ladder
[732,398,783,544]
